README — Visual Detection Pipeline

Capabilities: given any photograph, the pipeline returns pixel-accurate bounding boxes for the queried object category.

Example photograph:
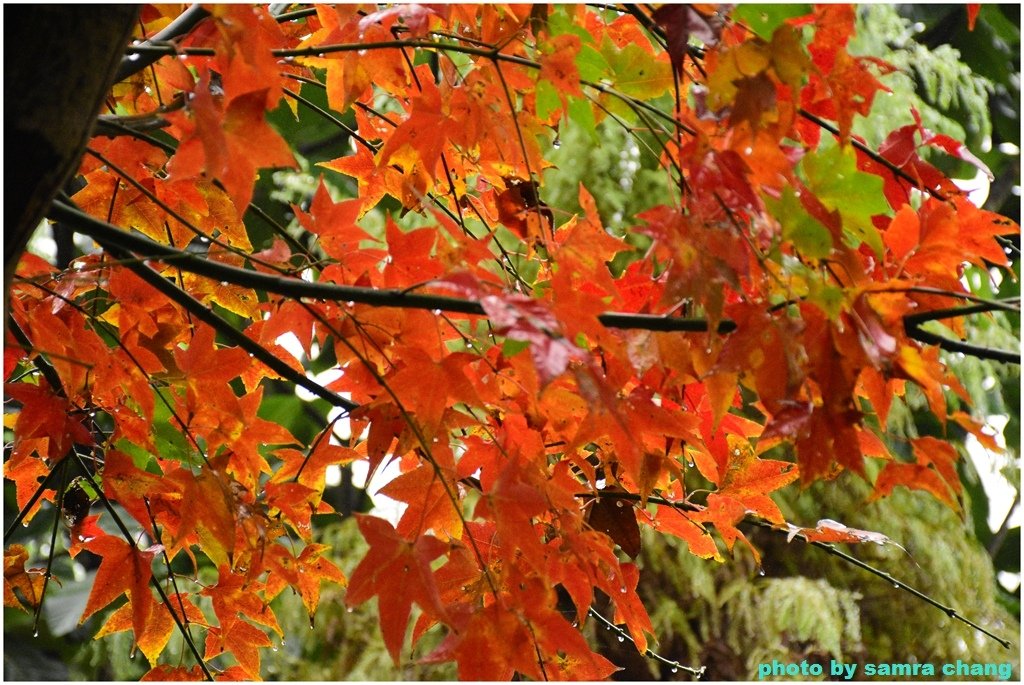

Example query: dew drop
[346,301,355,307]
[615,500,624,508]
[23,522,29,528]
[219,281,228,287]
[672,667,679,674]
[272,645,278,652]
[758,567,765,577]
[617,635,625,643]
[620,586,627,593]
[892,582,900,589]
[33,630,39,638]
[431,309,442,316]
[199,236,210,244]
[744,146,753,155]
[281,638,286,646]
[346,607,354,613]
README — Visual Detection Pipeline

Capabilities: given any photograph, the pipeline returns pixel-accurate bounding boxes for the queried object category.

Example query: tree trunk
[4,5,138,309]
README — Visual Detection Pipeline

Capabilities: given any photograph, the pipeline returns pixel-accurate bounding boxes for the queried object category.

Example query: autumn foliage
[4,3,1019,681]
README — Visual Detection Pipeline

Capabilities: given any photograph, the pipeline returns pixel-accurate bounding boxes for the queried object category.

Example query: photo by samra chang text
[757,658,1015,680]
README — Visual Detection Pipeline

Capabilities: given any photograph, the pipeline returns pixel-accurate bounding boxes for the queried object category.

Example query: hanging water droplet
[615,500,624,508]
[617,635,625,643]
[620,586,628,593]
[33,629,39,638]
[672,667,679,674]
[346,301,355,307]
[129,650,136,660]
[431,309,442,316]
[758,567,765,577]
[22,522,29,528]
[892,582,900,589]
[281,638,286,646]
[199,236,210,243]
[272,645,279,652]
[346,607,354,613]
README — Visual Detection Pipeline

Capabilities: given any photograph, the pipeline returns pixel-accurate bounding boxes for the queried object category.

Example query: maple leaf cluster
[4,3,1017,681]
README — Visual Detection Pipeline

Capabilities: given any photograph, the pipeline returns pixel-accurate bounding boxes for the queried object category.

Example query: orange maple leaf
[4,544,45,612]
[80,534,163,644]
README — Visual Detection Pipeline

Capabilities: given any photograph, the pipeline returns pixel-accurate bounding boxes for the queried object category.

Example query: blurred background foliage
[4,4,1019,680]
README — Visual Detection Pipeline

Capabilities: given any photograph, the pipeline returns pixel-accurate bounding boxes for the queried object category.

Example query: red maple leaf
[345,514,449,663]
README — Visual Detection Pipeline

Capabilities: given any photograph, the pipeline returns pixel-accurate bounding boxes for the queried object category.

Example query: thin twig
[71,451,215,681]
[583,489,1012,649]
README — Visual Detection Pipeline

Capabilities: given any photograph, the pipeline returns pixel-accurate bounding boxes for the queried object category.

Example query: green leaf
[501,338,531,358]
[731,4,813,40]
[567,97,598,143]
[575,44,610,83]
[535,79,561,122]
[802,144,889,257]
[600,39,674,101]
[766,186,833,259]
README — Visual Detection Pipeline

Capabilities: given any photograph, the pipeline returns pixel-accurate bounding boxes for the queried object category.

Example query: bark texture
[5,5,138,302]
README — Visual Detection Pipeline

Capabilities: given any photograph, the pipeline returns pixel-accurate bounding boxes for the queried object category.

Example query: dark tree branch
[51,201,1021,365]
[904,302,1021,364]
[113,4,210,82]
[77,223,358,413]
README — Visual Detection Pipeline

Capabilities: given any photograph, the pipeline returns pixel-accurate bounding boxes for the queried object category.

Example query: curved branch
[904,302,1021,364]
[53,201,1024,366]
[50,200,737,334]
[114,4,210,82]
[584,489,1011,649]
[78,226,358,413]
